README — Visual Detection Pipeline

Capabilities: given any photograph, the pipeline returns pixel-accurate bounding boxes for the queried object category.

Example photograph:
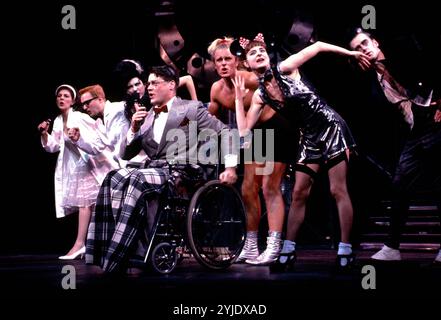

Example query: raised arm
[232,75,263,137]
[179,75,198,100]
[280,41,368,74]
[39,118,60,153]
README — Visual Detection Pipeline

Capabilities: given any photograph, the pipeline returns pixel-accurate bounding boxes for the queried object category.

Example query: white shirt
[153,97,175,144]
[125,97,237,167]
[127,97,176,145]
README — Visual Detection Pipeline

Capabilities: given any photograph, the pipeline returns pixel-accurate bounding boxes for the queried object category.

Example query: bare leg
[65,205,93,255]
[262,162,286,232]
[242,163,263,232]
[246,162,287,265]
[285,164,319,241]
[237,163,263,262]
[328,160,353,243]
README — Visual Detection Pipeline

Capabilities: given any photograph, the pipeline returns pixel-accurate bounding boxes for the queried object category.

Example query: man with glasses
[69,84,129,169]
[86,65,239,273]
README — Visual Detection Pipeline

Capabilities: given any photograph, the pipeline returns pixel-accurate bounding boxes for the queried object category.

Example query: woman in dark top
[233,34,367,269]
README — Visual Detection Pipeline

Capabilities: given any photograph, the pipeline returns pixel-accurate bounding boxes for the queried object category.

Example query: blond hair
[207,37,234,59]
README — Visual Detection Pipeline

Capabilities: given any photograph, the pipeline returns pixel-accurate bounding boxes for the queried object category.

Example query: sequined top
[257,64,356,163]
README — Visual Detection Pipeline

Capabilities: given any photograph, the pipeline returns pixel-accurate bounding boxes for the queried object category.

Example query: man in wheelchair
[85,66,240,273]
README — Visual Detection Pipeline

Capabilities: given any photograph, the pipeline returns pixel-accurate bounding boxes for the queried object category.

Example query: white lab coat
[75,100,129,168]
[41,109,118,218]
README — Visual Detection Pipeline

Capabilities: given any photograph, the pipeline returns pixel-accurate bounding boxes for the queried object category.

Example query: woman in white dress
[38,84,106,259]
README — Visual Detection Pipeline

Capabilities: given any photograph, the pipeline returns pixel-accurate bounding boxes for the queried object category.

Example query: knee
[292,186,310,203]
[329,184,347,200]
[241,183,259,203]
[262,183,281,201]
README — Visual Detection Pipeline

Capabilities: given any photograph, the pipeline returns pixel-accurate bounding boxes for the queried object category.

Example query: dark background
[3,0,439,254]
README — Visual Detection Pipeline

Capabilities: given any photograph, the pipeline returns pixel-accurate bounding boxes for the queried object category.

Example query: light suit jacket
[121,97,237,165]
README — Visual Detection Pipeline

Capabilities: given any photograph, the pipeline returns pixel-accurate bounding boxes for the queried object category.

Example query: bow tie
[153,105,168,115]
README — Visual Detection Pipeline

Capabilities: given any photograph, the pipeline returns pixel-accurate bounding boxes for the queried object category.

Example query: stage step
[359,201,440,251]
[360,242,440,251]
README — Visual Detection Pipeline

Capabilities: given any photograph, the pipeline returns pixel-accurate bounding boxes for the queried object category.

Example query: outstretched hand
[350,51,371,71]
[232,75,249,102]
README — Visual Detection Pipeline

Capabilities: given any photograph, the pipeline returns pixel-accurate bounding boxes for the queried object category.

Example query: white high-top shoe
[236,234,259,263]
[246,232,282,265]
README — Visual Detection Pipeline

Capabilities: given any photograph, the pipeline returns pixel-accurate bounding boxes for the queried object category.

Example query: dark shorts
[241,113,297,164]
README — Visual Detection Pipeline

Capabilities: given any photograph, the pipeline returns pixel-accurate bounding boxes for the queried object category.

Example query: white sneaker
[371,245,401,261]
[434,250,441,264]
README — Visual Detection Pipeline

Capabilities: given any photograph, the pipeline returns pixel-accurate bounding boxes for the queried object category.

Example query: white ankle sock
[337,242,352,255]
[279,240,296,263]
[247,231,258,239]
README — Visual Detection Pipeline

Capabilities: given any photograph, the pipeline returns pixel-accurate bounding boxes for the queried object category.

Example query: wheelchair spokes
[146,165,246,274]
[187,180,247,269]
[151,242,178,274]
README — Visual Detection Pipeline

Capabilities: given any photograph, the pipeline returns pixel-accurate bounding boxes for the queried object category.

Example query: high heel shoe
[336,253,355,269]
[59,246,86,260]
[269,251,296,273]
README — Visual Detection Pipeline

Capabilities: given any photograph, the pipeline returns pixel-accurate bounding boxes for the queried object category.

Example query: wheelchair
[144,162,246,274]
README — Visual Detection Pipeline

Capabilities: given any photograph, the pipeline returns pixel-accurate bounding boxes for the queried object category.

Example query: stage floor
[1,249,440,316]
[2,250,440,294]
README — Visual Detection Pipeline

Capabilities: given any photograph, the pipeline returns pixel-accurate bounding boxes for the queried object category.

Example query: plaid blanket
[85,167,169,272]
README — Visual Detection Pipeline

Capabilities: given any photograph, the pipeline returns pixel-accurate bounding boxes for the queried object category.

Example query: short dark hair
[149,65,180,87]
[345,27,374,47]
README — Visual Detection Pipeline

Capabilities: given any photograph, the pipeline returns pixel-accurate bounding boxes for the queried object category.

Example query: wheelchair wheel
[187,180,246,269]
[151,242,178,274]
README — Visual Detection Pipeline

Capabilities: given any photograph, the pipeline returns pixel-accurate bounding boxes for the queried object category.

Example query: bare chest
[216,86,253,111]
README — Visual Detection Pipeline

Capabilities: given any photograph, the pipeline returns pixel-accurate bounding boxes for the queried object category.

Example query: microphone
[39,119,51,132]
[126,92,152,111]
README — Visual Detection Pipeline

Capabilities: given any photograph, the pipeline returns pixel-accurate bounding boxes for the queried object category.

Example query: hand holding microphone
[131,105,148,132]
[38,119,52,134]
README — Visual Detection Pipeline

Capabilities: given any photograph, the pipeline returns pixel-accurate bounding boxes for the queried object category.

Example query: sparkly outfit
[257,65,356,164]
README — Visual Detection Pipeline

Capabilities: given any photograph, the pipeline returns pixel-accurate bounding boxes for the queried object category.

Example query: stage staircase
[360,200,440,251]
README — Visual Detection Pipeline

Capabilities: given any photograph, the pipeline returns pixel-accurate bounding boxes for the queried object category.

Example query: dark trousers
[385,122,441,249]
